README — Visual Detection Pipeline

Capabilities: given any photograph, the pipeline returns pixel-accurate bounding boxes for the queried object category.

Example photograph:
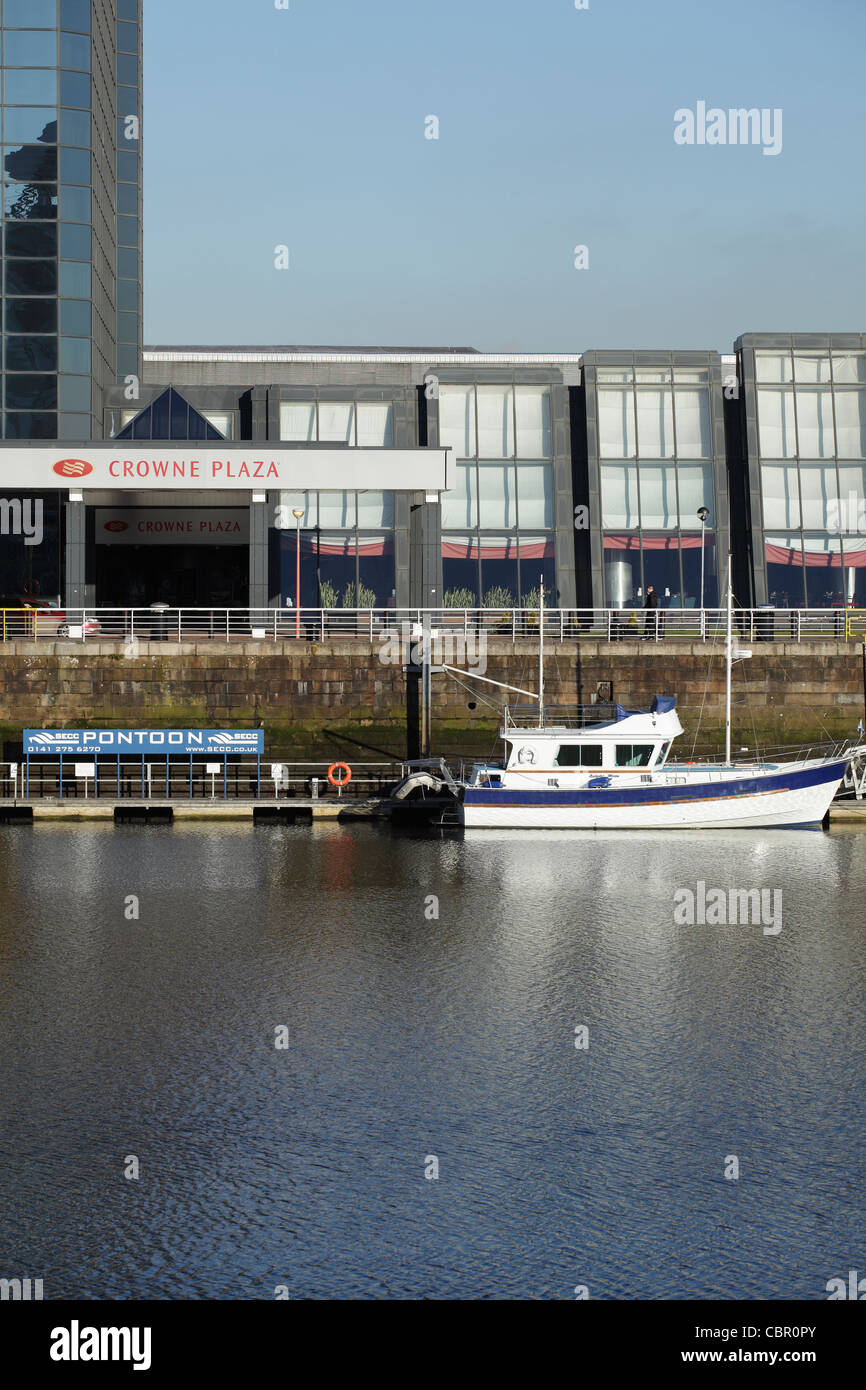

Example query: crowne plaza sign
[0,446,451,492]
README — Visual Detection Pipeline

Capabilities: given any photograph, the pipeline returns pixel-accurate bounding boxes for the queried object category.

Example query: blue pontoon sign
[24,729,264,756]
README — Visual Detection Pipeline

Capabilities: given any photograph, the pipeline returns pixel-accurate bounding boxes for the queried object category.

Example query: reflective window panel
[117,247,137,278]
[5,0,58,25]
[5,198,61,242]
[59,184,89,220]
[3,109,56,145]
[59,0,90,33]
[59,70,90,108]
[117,21,138,53]
[59,336,90,373]
[58,220,89,259]
[59,373,89,411]
[116,279,137,311]
[58,259,89,297]
[5,221,57,255]
[116,182,136,215]
[5,258,57,294]
[5,373,58,410]
[4,411,57,438]
[59,32,90,70]
[4,69,57,104]
[59,146,90,184]
[5,336,57,371]
[59,108,89,147]
[3,144,57,182]
[6,297,57,332]
[59,297,88,334]
[117,149,137,181]
[117,53,138,86]
[3,30,57,66]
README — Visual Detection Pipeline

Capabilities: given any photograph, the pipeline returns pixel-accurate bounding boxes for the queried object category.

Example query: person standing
[642,584,659,640]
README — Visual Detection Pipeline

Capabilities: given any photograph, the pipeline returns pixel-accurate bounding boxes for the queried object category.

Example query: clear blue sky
[143,0,866,351]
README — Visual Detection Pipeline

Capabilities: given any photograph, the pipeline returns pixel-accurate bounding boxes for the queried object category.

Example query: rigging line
[689,623,722,759]
[444,669,502,713]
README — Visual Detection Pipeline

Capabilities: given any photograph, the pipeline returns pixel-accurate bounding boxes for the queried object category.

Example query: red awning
[766,544,866,568]
[603,534,710,551]
[442,538,554,560]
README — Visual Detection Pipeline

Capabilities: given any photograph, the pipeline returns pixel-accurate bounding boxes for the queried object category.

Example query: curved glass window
[3,109,56,145]
[6,297,57,332]
[59,70,90,108]
[59,146,89,184]
[4,411,57,437]
[5,336,57,371]
[60,32,90,70]
[3,31,57,65]
[3,144,56,182]
[5,259,57,294]
[59,108,89,146]
[5,0,58,24]
[59,0,90,33]
[4,70,57,104]
[58,221,89,258]
[5,374,57,410]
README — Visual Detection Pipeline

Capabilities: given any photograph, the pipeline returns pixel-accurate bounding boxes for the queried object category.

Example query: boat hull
[461,759,847,830]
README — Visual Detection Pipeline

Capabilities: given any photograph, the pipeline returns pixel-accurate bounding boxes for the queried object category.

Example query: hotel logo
[53,459,94,478]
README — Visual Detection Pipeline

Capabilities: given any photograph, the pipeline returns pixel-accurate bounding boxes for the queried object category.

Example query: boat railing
[502,703,619,731]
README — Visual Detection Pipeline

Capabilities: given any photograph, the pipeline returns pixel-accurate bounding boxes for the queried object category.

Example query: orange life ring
[328,761,352,787]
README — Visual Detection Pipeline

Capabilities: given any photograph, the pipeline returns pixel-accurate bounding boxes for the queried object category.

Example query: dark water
[0,822,864,1300]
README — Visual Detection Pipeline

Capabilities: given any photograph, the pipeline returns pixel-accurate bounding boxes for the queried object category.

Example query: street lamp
[293,508,304,638]
[697,506,710,614]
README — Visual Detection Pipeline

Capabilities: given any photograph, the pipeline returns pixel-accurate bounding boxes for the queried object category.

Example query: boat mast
[538,576,545,728]
[725,553,732,766]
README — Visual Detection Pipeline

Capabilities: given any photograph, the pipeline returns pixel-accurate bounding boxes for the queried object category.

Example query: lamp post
[697,506,710,614]
[293,508,304,638]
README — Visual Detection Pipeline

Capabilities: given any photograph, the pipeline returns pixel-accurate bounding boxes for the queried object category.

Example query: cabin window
[615,744,655,768]
[555,744,602,767]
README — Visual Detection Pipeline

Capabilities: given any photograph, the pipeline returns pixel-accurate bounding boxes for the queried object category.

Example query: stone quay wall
[0,639,862,761]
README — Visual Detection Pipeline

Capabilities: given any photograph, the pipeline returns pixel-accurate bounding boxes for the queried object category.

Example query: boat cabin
[472,696,684,784]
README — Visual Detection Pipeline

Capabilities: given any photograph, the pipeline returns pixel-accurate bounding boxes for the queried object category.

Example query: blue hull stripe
[463,760,845,808]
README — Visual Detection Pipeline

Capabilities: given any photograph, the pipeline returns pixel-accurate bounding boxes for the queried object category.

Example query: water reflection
[0,823,863,1299]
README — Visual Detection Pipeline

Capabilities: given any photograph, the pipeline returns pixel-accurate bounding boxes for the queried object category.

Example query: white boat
[391,559,866,830]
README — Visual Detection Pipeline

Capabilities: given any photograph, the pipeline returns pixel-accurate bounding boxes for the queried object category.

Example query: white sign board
[0,447,451,492]
[205,762,222,775]
[75,763,96,778]
[96,508,249,545]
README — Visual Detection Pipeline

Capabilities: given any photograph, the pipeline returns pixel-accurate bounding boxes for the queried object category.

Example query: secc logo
[53,459,93,478]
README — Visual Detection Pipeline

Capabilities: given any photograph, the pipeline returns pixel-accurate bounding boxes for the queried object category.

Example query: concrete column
[249,494,268,611]
[64,497,86,607]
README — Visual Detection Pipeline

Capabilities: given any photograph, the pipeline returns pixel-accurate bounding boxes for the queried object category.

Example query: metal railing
[0,605,865,643]
[1,759,404,802]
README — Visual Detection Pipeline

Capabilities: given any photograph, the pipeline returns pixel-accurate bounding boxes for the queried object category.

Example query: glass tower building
[0,0,142,442]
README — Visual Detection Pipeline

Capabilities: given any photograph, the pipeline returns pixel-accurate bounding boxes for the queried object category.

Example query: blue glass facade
[0,0,142,442]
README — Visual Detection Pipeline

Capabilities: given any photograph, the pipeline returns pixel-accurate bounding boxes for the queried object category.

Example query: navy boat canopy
[614,694,677,720]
